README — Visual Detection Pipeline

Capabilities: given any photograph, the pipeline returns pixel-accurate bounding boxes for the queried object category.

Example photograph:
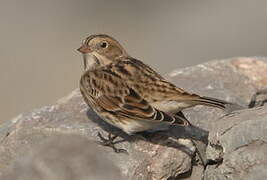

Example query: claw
[97,132,128,154]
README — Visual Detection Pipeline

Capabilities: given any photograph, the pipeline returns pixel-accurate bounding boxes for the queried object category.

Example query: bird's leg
[175,111,206,166]
[97,132,127,154]
[248,88,267,108]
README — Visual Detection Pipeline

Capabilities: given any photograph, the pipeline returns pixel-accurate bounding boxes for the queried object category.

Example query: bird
[77,34,238,152]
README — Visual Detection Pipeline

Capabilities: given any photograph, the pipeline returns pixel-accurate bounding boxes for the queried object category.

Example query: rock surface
[3,135,124,180]
[205,106,267,180]
[0,57,267,179]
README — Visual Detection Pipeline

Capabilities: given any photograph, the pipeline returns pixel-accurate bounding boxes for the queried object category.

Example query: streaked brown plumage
[78,34,234,135]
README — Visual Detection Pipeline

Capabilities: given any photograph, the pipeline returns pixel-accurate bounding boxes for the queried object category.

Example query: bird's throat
[92,52,113,67]
[82,53,100,71]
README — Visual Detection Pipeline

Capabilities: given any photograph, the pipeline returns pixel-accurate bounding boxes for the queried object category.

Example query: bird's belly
[97,112,169,135]
[115,119,170,135]
[151,100,193,114]
[81,95,171,135]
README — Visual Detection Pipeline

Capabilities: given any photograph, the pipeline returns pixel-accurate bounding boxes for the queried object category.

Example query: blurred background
[1,0,267,123]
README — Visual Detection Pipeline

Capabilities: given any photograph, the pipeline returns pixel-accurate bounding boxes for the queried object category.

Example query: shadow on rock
[86,108,209,160]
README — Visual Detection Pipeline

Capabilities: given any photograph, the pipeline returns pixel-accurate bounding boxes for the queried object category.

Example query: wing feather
[80,66,189,126]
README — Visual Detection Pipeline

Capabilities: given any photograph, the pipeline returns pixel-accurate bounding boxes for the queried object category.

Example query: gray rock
[204,106,267,180]
[0,57,267,180]
[3,135,124,180]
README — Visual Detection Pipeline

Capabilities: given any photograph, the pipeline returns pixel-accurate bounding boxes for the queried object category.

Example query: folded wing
[80,67,189,126]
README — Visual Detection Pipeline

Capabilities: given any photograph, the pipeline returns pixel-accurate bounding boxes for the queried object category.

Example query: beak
[77,44,92,54]
[77,44,91,71]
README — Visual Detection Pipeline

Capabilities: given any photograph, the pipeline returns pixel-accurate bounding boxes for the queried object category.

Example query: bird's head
[77,34,128,70]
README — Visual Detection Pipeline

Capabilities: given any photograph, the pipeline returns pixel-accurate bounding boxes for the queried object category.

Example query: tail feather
[192,96,244,112]
[198,96,228,109]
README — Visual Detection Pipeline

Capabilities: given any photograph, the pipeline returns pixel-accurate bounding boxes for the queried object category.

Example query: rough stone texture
[204,106,267,180]
[3,135,124,180]
[0,57,267,180]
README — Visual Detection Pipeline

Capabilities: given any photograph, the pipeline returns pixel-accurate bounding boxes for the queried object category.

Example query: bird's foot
[97,132,128,154]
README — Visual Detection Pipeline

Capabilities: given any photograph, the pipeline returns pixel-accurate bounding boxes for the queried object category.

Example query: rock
[3,135,124,180]
[0,57,266,180]
[204,106,267,180]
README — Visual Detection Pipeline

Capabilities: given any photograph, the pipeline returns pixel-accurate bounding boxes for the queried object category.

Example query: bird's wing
[80,67,189,126]
[105,58,200,103]
[106,58,231,111]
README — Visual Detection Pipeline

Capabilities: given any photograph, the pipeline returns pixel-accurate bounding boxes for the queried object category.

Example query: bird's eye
[100,41,108,48]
